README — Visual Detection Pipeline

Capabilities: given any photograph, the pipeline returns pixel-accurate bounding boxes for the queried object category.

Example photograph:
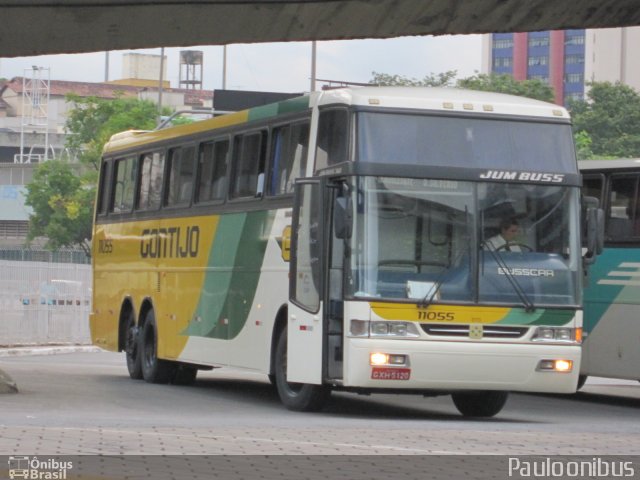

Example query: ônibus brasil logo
[7,456,72,480]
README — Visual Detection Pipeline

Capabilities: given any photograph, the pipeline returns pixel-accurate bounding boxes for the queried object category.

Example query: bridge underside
[2,0,640,58]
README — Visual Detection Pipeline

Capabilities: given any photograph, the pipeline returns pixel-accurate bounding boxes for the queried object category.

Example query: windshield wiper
[418,242,468,308]
[482,241,536,312]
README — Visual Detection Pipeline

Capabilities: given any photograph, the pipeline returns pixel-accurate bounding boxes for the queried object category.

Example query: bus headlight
[533,327,581,343]
[537,359,573,372]
[349,320,420,338]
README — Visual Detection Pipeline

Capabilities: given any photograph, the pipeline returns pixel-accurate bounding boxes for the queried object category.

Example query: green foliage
[371,71,457,87]
[25,95,162,254]
[24,160,94,255]
[457,73,555,102]
[64,94,161,170]
[569,82,640,159]
[370,71,554,103]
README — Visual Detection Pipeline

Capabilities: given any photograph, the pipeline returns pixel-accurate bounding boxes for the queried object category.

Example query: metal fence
[0,259,92,346]
[0,247,90,264]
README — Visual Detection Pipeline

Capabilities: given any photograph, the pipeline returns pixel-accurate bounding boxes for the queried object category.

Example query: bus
[580,159,640,385]
[90,87,595,417]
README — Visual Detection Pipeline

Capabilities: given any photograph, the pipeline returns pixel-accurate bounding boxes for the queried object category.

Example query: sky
[0,35,484,93]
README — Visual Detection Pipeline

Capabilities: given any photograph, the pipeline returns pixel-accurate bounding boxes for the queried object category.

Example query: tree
[569,81,640,159]
[25,95,162,255]
[457,73,555,102]
[371,70,457,87]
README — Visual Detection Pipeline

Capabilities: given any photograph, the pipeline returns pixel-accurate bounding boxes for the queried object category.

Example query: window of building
[110,156,137,214]
[565,35,585,45]
[565,55,584,65]
[528,56,548,66]
[493,57,512,68]
[269,121,310,196]
[565,73,583,84]
[315,109,349,171]
[528,36,549,48]
[197,139,229,203]
[137,151,165,211]
[492,39,513,49]
[230,131,267,199]
[166,146,196,206]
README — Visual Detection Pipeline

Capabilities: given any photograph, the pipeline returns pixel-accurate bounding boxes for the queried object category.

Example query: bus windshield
[357,111,577,173]
[346,176,581,307]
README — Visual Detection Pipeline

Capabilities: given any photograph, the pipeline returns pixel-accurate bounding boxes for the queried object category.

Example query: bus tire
[124,309,142,380]
[140,309,175,384]
[172,364,198,386]
[274,329,330,412]
[451,391,508,417]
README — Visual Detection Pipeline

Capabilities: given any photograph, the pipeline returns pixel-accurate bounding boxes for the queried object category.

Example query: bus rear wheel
[274,329,330,412]
[451,391,508,417]
[124,310,142,380]
[140,309,175,384]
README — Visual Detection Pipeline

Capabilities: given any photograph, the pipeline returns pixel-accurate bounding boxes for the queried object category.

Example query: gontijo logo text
[8,456,72,479]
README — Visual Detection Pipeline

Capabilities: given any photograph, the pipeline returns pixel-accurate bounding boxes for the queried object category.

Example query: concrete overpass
[2,0,640,58]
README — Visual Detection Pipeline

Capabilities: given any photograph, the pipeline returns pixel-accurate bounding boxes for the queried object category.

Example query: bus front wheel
[451,391,509,417]
[274,329,330,412]
[140,309,175,384]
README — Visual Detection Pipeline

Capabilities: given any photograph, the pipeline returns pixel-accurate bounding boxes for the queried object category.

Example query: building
[483,27,640,105]
[0,55,214,247]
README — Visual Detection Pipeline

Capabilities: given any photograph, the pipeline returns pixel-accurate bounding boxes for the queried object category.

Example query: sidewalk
[0,345,102,393]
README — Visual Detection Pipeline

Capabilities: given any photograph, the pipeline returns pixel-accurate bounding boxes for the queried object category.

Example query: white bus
[91,87,594,417]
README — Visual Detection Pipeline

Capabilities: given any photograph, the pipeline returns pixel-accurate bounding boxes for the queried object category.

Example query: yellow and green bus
[91,87,594,417]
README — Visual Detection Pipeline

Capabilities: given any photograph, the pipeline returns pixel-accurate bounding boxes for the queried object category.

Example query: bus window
[96,161,110,216]
[137,151,165,211]
[230,131,267,199]
[166,146,196,206]
[110,156,137,214]
[197,139,229,203]
[315,109,349,171]
[582,175,604,204]
[269,121,310,195]
[607,175,640,240]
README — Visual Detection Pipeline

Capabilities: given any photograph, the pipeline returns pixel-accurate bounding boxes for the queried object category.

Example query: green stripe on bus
[183,210,276,339]
[248,96,310,122]
[497,308,574,326]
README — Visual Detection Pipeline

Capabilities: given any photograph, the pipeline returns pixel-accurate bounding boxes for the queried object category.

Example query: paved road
[1,350,638,458]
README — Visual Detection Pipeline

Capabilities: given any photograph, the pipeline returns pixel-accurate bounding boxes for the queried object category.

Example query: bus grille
[420,324,529,338]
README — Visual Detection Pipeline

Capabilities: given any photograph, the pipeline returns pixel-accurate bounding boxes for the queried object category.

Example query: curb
[0,345,103,357]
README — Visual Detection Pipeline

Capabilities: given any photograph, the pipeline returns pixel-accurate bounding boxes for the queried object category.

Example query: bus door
[288,179,326,384]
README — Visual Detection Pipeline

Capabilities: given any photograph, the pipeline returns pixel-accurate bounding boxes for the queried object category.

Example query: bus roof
[104,86,569,155]
[579,159,640,171]
[315,87,569,120]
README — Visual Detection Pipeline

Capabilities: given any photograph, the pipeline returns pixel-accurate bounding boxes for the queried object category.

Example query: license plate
[371,367,411,380]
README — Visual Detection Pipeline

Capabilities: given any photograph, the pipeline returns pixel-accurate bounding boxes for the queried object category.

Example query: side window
[230,131,267,199]
[315,109,348,171]
[197,139,229,203]
[582,175,604,205]
[270,121,310,195]
[96,160,110,216]
[110,156,137,214]
[607,175,640,240]
[137,151,165,211]
[166,146,196,206]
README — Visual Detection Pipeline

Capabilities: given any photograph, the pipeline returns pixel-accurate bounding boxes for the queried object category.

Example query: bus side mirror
[583,196,604,265]
[334,196,353,240]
